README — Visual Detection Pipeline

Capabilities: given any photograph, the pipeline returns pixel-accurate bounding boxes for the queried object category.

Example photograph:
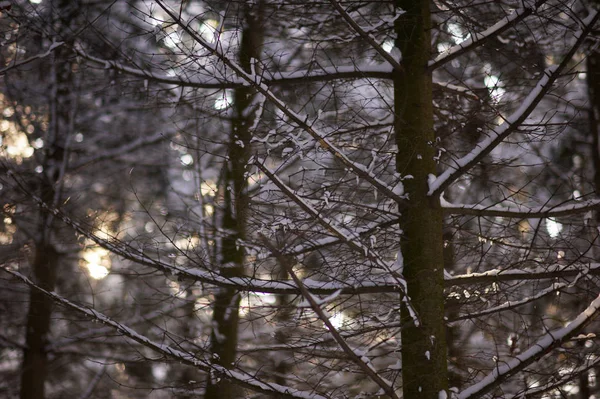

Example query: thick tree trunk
[205,3,264,398]
[394,1,448,397]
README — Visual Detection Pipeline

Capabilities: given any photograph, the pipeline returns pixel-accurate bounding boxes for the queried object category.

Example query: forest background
[2,0,600,398]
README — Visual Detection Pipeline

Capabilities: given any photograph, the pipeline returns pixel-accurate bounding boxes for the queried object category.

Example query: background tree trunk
[205,2,264,398]
[20,18,75,399]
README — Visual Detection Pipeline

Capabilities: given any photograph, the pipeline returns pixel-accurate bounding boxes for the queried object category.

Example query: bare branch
[0,42,64,75]
[328,0,403,74]
[457,293,600,399]
[260,236,400,399]
[1,267,332,399]
[155,1,410,207]
[429,10,600,197]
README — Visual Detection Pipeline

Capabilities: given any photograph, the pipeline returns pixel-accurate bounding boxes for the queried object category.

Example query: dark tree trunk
[205,2,264,398]
[395,0,448,397]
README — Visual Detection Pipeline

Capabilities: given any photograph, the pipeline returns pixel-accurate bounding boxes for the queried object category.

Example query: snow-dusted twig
[508,355,600,398]
[1,268,331,399]
[457,293,600,399]
[254,160,409,292]
[46,296,199,351]
[155,1,409,207]
[428,0,547,71]
[71,129,176,169]
[449,281,569,322]
[442,198,600,218]
[260,236,400,399]
[328,0,403,74]
[429,10,600,197]
[0,42,64,75]
[4,169,401,295]
[80,48,395,87]
[446,263,600,287]
[284,217,400,256]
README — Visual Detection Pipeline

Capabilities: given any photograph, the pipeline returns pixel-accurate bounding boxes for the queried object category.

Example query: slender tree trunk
[205,3,264,398]
[394,1,448,397]
[20,25,74,399]
[20,247,59,399]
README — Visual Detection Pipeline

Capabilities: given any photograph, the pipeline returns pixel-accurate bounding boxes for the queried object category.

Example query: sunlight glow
[180,154,193,166]
[199,20,219,43]
[214,90,233,110]
[381,40,395,53]
[546,218,562,238]
[200,180,217,196]
[484,74,505,102]
[82,247,110,280]
[328,312,345,330]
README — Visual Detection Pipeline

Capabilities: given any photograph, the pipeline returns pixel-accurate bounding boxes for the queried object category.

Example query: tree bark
[395,1,448,397]
[20,42,74,399]
[205,3,264,398]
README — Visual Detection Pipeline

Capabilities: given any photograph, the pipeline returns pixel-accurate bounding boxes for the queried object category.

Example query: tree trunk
[205,3,264,398]
[395,1,448,397]
[20,246,59,399]
[20,37,74,399]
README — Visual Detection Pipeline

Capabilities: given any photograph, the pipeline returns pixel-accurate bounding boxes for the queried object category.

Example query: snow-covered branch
[156,1,409,207]
[446,263,600,287]
[255,160,409,290]
[449,281,569,322]
[428,0,547,71]
[429,10,600,197]
[78,44,477,99]
[442,198,600,218]
[328,0,403,74]
[78,47,393,87]
[261,236,399,399]
[0,268,331,399]
[5,171,402,295]
[509,355,600,398]
[458,293,600,399]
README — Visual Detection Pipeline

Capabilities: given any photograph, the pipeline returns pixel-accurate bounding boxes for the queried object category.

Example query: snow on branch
[0,268,331,399]
[457,293,600,399]
[442,198,600,218]
[328,0,403,74]
[155,1,409,207]
[46,297,199,352]
[261,237,400,399]
[284,217,400,256]
[448,281,570,322]
[254,160,411,299]
[428,0,547,71]
[428,10,600,198]
[77,48,476,97]
[508,355,600,398]
[446,263,600,287]
[5,171,400,296]
[78,47,392,87]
